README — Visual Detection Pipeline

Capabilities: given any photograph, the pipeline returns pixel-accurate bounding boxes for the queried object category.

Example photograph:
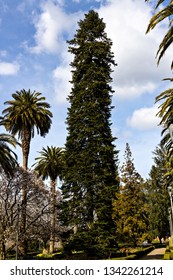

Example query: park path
[139,247,166,260]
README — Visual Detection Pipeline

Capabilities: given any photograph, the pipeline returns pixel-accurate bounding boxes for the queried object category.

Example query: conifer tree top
[70,10,107,42]
[68,9,116,67]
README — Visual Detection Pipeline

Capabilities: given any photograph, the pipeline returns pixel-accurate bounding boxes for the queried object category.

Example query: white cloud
[52,45,74,103]
[0,62,20,76]
[127,105,160,130]
[115,82,156,100]
[27,0,173,104]
[53,64,72,103]
[28,1,80,54]
[99,0,172,99]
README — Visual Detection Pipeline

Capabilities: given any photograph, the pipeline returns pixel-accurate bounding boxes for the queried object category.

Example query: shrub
[163,252,170,260]
[163,245,173,260]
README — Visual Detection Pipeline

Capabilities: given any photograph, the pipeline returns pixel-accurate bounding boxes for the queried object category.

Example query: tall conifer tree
[113,143,147,246]
[62,10,119,258]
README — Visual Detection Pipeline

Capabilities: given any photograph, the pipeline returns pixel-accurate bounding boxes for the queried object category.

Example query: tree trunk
[19,169,27,257]
[42,239,48,253]
[19,128,31,258]
[0,235,6,260]
[49,180,56,254]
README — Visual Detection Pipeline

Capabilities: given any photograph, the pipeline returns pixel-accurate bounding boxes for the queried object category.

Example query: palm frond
[1,89,53,139]
[145,1,173,9]
[146,6,173,33]
[155,80,173,154]
[156,1,170,9]
[155,87,173,103]
[0,133,19,177]
[157,27,173,67]
[146,2,173,67]
[33,146,64,182]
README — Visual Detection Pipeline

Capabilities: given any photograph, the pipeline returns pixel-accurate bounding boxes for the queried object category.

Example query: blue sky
[0,0,172,178]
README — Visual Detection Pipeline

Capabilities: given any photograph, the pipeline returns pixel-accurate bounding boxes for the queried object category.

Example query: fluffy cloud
[27,0,172,103]
[127,105,160,130]
[28,1,80,54]
[53,63,72,103]
[52,43,74,103]
[0,62,20,76]
[99,0,172,99]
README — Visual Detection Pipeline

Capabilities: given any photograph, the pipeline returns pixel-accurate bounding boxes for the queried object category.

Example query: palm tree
[33,146,64,253]
[1,89,53,256]
[146,0,173,68]
[155,81,173,156]
[0,133,19,177]
[146,1,173,153]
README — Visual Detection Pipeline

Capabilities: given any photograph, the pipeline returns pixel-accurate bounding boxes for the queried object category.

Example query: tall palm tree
[155,81,173,154]
[0,133,19,177]
[33,146,64,253]
[1,89,53,256]
[146,1,173,153]
[146,0,173,68]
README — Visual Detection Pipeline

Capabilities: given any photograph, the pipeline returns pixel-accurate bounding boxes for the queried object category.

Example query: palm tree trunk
[22,128,31,170]
[19,128,31,258]
[20,169,28,257]
[49,180,56,254]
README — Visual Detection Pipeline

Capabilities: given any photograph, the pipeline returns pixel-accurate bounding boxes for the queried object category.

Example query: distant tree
[113,143,147,246]
[62,10,119,258]
[146,144,170,241]
[1,89,52,257]
[33,146,64,253]
[0,133,19,177]
[0,170,20,260]
[146,0,173,68]
[31,189,63,253]
[24,170,49,243]
[0,168,49,259]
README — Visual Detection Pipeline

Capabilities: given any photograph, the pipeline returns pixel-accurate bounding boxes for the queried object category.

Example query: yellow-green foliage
[163,253,170,260]
[163,245,173,260]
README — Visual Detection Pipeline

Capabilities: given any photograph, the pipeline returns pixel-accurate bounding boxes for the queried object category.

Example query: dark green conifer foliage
[146,144,170,241]
[62,10,119,258]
